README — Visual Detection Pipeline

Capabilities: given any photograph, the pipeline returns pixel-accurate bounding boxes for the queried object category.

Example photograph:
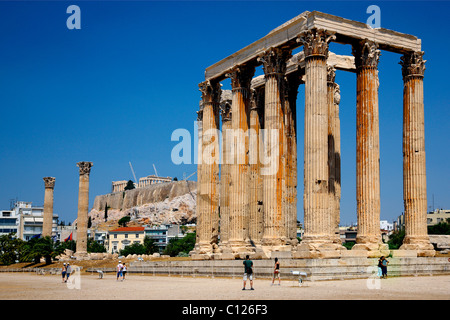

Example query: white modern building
[1,201,59,241]
[380,220,394,231]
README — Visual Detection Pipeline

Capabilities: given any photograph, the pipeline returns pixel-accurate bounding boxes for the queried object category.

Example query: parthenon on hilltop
[192,11,435,260]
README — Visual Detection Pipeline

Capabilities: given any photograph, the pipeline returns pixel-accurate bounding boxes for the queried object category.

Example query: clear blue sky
[0,1,449,226]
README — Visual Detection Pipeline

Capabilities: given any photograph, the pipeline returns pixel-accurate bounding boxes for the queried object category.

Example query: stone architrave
[226,64,255,254]
[194,81,221,256]
[399,51,434,257]
[352,39,388,255]
[42,177,56,237]
[76,161,93,255]
[259,47,291,248]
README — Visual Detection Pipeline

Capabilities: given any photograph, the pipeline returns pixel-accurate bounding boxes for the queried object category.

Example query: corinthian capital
[225,64,255,92]
[352,39,381,68]
[400,51,426,79]
[77,161,93,176]
[258,47,292,78]
[297,28,335,59]
[199,80,221,106]
[43,177,56,189]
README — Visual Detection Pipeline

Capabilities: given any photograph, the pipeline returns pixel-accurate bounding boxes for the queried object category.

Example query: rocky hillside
[86,180,197,228]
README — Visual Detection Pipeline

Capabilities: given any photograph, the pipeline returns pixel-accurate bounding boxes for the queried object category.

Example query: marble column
[194,81,221,255]
[327,66,341,243]
[42,177,55,238]
[226,65,255,253]
[248,86,265,246]
[259,47,291,247]
[399,51,434,256]
[76,161,93,255]
[219,99,232,247]
[352,40,388,254]
[284,71,301,245]
[297,29,341,256]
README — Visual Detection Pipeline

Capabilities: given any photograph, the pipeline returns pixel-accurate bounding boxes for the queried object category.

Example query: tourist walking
[380,256,389,278]
[65,263,72,282]
[116,260,124,281]
[272,257,281,285]
[242,255,254,290]
[122,263,127,280]
[61,263,67,283]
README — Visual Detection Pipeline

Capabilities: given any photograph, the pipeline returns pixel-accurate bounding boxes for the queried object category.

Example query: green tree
[118,216,131,227]
[124,180,135,191]
[87,239,106,253]
[428,221,450,235]
[120,242,146,256]
[20,237,64,265]
[104,203,108,222]
[0,233,24,265]
[88,216,92,229]
[342,242,355,250]
[163,232,196,257]
[388,229,405,250]
[143,236,158,254]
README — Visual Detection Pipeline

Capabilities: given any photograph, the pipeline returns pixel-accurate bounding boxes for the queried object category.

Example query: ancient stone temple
[193,11,434,259]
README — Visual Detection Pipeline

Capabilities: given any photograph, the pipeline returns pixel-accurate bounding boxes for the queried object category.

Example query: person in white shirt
[116,261,124,281]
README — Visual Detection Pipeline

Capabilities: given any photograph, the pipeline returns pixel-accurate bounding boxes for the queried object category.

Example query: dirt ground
[0,272,448,300]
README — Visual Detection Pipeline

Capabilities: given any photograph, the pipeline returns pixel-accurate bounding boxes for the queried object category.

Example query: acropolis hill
[87,180,197,227]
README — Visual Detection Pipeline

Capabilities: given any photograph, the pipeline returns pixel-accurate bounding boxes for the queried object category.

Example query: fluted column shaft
[284,72,301,244]
[259,48,291,246]
[327,67,341,242]
[248,87,264,245]
[298,29,335,245]
[196,81,221,254]
[42,177,55,237]
[400,51,434,255]
[303,55,330,242]
[352,40,384,249]
[76,162,93,254]
[219,101,232,245]
[227,65,254,250]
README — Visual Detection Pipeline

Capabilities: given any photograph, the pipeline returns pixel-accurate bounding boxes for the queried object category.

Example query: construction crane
[182,171,197,181]
[129,162,137,183]
[153,164,158,177]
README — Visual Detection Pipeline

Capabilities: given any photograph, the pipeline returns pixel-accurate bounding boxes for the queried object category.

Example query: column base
[399,236,435,257]
[352,239,390,258]
[293,239,345,259]
[74,251,88,261]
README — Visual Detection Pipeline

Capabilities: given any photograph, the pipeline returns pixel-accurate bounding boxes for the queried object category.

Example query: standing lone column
[194,81,221,256]
[259,47,291,248]
[76,161,93,255]
[399,51,434,257]
[42,177,56,238]
[296,29,341,257]
[352,40,388,255]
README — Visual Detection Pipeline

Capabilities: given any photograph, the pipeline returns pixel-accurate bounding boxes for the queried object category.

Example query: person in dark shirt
[242,255,254,290]
[272,257,281,285]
